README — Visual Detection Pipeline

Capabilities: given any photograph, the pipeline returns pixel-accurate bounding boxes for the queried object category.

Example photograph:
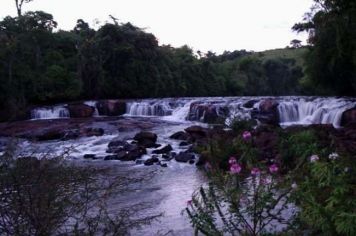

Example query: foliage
[230,119,257,135]
[292,153,356,235]
[0,149,160,235]
[186,156,295,235]
[191,124,356,235]
[0,8,306,121]
[278,130,322,170]
[293,0,356,95]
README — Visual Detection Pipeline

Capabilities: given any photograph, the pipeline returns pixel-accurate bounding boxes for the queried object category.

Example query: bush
[186,168,296,235]
[293,153,356,235]
[0,150,160,235]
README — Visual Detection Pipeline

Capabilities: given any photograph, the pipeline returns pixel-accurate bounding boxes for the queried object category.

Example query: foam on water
[31,105,70,120]
[29,97,355,127]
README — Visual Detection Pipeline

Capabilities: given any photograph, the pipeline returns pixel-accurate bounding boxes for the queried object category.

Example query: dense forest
[0,0,355,120]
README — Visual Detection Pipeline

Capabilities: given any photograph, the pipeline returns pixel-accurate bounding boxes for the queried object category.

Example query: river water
[3,96,356,235]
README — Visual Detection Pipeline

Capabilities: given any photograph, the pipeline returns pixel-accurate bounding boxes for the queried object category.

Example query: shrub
[0,150,160,235]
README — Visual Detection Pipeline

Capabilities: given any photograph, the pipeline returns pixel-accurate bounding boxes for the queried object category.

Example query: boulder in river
[83,154,97,159]
[188,103,228,123]
[169,131,190,141]
[144,156,159,166]
[104,155,118,160]
[243,100,258,109]
[83,128,104,137]
[341,107,356,126]
[251,99,280,125]
[133,131,158,148]
[115,145,147,161]
[175,152,195,163]
[152,144,173,154]
[67,104,94,118]
[97,100,126,116]
[185,126,208,141]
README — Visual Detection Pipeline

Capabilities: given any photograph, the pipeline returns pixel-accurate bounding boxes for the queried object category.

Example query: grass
[251,47,308,68]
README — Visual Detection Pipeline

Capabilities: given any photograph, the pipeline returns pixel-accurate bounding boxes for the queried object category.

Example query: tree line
[1,0,354,120]
[293,0,356,95]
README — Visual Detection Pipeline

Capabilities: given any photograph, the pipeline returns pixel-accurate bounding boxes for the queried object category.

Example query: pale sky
[0,0,313,53]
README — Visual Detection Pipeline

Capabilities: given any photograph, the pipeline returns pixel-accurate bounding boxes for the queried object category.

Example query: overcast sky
[0,0,313,53]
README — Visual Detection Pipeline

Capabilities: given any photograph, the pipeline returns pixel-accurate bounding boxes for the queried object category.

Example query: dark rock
[189,160,195,165]
[341,107,356,126]
[83,128,104,137]
[185,126,208,139]
[62,130,80,140]
[116,151,129,160]
[104,155,118,160]
[169,131,190,141]
[97,100,126,116]
[107,140,128,153]
[133,131,158,148]
[108,140,127,148]
[196,154,207,166]
[152,144,173,154]
[184,146,195,153]
[251,99,280,125]
[243,100,258,109]
[254,131,279,160]
[83,154,96,159]
[162,154,171,160]
[36,128,65,141]
[175,152,195,163]
[116,145,147,161]
[67,104,94,118]
[144,156,159,166]
[152,143,162,148]
[188,103,226,123]
[160,163,168,168]
[179,141,189,146]
[136,160,144,165]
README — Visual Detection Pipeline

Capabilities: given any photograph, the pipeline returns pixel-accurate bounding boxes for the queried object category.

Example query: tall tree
[14,0,33,17]
[293,0,356,95]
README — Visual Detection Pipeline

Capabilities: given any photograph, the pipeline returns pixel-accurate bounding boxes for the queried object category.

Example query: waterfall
[31,106,70,120]
[277,98,355,128]
[28,97,355,127]
[84,101,99,117]
[163,101,196,122]
[125,100,178,116]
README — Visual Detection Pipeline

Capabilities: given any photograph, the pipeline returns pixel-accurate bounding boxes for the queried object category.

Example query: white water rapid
[30,97,355,127]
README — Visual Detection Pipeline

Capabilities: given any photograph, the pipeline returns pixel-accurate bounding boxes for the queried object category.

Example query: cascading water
[84,101,99,117]
[31,106,70,120]
[29,97,355,127]
[277,97,355,128]
[126,100,183,117]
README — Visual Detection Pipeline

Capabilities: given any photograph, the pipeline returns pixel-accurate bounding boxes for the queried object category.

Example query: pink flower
[310,155,319,163]
[251,167,261,175]
[230,163,242,174]
[269,164,279,173]
[242,131,252,141]
[229,156,237,165]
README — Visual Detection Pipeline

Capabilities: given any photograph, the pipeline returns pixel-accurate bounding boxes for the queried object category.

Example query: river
[1,96,355,235]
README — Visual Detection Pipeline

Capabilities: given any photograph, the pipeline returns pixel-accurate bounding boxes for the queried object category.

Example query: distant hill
[251,47,308,68]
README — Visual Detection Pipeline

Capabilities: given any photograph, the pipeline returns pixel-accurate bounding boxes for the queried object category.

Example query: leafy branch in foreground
[0,149,161,235]
[185,160,296,236]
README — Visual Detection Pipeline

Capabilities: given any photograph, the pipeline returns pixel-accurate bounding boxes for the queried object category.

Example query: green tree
[293,0,356,95]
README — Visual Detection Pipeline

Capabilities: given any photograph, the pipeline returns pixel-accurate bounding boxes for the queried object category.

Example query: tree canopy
[293,0,356,95]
